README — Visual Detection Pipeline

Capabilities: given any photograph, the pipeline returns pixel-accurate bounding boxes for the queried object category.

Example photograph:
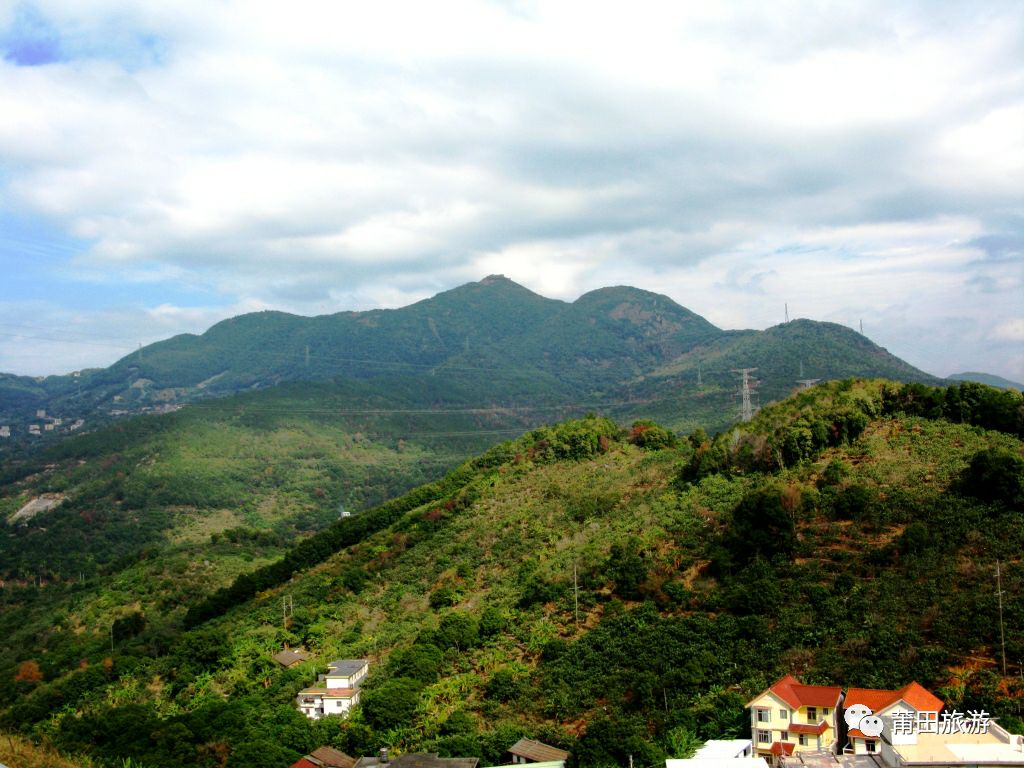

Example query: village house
[0,426,10,438]
[505,738,570,768]
[354,750,478,768]
[272,648,310,669]
[743,677,1024,768]
[296,659,369,720]
[746,676,844,764]
[842,683,943,756]
[290,746,356,768]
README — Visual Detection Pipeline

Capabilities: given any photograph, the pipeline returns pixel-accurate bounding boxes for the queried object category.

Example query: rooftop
[751,676,843,710]
[297,687,357,698]
[845,683,943,715]
[327,659,369,676]
[890,726,1024,765]
[354,754,479,768]
[508,739,570,763]
[692,740,753,760]
[788,750,883,768]
[273,649,311,667]
[666,759,767,768]
[309,746,356,768]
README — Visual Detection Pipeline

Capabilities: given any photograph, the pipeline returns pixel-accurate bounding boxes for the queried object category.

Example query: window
[757,709,771,723]
[758,731,772,745]
[781,732,789,741]
[807,707,818,722]
[799,735,807,747]
[866,741,877,753]
[823,707,830,717]
[780,709,789,720]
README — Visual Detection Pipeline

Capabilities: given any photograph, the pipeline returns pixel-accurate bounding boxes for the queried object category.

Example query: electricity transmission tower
[732,368,758,422]
[797,379,820,390]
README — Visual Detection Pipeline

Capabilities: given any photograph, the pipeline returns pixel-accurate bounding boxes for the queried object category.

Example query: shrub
[360,677,423,731]
[958,448,1024,508]
[628,420,679,450]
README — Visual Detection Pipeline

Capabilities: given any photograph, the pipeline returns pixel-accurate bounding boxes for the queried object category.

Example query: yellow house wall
[749,695,838,755]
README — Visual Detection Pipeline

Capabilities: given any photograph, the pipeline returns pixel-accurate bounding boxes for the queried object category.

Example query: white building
[879,720,1024,767]
[297,659,369,720]
[667,739,768,768]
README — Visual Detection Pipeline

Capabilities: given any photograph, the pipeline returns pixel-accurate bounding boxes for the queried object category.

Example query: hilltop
[949,371,1024,391]
[2,379,1021,768]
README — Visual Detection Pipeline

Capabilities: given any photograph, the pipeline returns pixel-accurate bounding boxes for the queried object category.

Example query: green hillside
[0,375,574,707]
[2,379,1021,768]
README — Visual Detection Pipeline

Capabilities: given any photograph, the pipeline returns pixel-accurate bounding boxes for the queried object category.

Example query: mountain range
[0,276,942,443]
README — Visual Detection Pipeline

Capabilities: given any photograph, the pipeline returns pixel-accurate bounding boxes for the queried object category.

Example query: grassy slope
[5,381,1020,767]
[0,732,102,768]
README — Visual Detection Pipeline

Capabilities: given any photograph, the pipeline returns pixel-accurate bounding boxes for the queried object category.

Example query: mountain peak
[479,274,512,286]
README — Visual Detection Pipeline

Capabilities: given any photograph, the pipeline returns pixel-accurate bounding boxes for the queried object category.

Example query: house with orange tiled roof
[746,675,843,764]
[842,682,943,755]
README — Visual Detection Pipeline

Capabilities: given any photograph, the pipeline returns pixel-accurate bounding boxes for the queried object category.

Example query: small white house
[297,659,369,720]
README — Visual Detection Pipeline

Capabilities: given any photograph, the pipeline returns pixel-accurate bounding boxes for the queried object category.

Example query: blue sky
[0,0,1021,381]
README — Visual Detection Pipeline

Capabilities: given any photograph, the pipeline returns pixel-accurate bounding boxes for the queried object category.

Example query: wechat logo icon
[846,704,884,737]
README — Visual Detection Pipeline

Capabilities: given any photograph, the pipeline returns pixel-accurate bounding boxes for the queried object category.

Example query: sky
[0,1,1022,382]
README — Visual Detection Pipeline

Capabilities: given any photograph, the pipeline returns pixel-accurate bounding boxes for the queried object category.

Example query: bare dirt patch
[10,493,65,523]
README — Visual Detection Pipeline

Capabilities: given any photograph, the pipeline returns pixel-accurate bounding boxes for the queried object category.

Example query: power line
[186,394,683,416]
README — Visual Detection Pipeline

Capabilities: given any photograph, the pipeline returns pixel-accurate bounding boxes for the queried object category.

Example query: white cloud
[995,318,1024,342]
[0,0,1022,380]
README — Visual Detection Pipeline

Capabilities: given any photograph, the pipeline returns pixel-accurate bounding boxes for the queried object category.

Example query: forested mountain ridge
[2,379,1022,768]
[0,276,940,442]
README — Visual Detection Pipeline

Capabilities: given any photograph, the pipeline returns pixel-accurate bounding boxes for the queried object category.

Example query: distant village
[277,658,1024,768]
[0,402,183,442]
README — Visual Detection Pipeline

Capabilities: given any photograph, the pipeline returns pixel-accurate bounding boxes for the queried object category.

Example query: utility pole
[799,359,803,378]
[785,303,789,323]
[283,594,294,630]
[696,363,703,389]
[732,368,758,422]
[573,563,579,628]
[860,319,864,335]
[997,561,1007,676]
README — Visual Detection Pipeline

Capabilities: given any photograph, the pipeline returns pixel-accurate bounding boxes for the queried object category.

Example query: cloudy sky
[1,0,1022,381]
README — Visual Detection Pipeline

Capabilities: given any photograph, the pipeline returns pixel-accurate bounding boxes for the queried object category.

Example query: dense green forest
[1,379,1021,768]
